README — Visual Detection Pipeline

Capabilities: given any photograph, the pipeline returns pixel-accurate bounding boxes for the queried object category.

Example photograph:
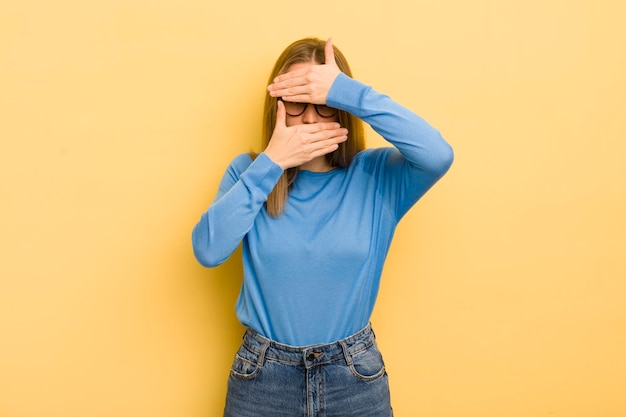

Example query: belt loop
[340,340,353,366]
[257,339,270,367]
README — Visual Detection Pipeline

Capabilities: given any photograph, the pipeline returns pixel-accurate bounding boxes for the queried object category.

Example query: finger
[295,123,342,133]
[324,37,336,66]
[305,134,347,157]
[275,100,286,128]
[275,93,312,103]
[268,76,309,97]
[304,128,348,143]
[272,67,308,84]
[309,142,340,159]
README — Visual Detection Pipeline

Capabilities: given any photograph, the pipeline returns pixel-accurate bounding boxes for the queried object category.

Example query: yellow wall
[1,0,625,416]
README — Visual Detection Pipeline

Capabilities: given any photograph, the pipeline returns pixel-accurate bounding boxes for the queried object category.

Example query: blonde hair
[259,37,365,217]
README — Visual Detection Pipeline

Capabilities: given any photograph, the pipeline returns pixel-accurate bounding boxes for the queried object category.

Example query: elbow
[439,140,455,173]
[428,132,454,177]
[191,225,227,268]
[193,248,227,268]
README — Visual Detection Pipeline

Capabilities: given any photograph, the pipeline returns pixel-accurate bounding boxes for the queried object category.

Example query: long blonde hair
[259,37,365,217]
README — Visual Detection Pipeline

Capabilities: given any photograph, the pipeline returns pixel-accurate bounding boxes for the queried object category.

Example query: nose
[301,104,319,124]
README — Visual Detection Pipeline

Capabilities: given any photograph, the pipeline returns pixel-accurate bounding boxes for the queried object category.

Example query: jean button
[306,353,316,361]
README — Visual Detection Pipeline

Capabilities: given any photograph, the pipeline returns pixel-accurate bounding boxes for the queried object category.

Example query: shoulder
[358,147,395,159]
[224,152,283,185]
[352,147,397,170]
[225,153,255,174]
[231,152,255,168]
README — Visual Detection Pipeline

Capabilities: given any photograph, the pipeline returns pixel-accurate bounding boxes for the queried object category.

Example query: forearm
[192,153,283,267]
[327,73,454,176]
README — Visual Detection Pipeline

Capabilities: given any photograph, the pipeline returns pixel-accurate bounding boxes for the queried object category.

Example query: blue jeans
[223,324,393,417]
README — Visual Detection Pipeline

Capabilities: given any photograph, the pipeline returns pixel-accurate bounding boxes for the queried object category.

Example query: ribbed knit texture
[192,74,454,346]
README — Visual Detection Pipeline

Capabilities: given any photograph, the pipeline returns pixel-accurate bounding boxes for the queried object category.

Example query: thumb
[324,37,336,66]
[275,99,286,129]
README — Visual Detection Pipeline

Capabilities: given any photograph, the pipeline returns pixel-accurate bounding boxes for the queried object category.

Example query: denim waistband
[241,324,376,370]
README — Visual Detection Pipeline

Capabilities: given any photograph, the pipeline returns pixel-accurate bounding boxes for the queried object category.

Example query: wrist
[261,150,287,171]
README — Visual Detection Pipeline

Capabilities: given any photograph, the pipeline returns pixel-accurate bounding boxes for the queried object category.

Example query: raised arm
[329,73,454,218]
[269,38,454,219]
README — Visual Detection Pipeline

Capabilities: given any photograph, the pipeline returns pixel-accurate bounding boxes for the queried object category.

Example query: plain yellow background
[1,0,625,416]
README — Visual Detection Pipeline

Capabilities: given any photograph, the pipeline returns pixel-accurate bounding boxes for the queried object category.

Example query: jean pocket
[348,342,387,382]
[230,344,262,380]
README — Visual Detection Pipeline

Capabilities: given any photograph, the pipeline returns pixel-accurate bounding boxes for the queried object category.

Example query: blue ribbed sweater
[192,74,454,346]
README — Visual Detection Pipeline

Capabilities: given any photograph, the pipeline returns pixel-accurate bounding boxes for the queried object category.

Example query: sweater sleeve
[326,73,454,219]
[192,152,284,267]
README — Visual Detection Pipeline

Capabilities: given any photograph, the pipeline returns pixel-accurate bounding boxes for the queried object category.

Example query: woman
[192,37,453,417]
